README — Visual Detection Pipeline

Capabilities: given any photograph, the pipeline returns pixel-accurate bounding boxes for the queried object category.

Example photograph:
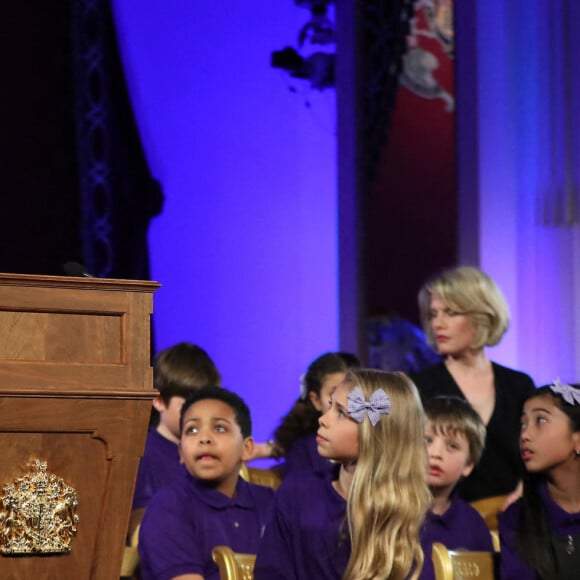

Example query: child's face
[425,421,474,495]
[179,398,253,497]
[316,383,359,463]
[520,395,580,474]
[154,395,186,442]
[309,372,347,413]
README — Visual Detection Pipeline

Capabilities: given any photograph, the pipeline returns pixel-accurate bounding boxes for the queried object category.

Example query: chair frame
[120,523,141,578]
[212,545,256,580]
[470,494,507,533]
[432,542,496,580]
[239,464,282,490]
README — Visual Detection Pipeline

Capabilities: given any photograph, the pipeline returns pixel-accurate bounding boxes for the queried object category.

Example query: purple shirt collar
[426,493,462,529]
[185,469,255,510]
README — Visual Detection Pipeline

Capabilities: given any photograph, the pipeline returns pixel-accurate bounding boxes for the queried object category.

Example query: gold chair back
[239,464,282,490]
[120,524,141,578]
[470,494,507,533]
[212,545,256,580]
[432,542,496,580]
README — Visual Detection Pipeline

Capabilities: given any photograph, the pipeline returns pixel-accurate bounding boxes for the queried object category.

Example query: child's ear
[572,431,580,455]
[152,396,166,413]
[461,461,475,478]
[308,391,323,412]
[178,442,185,465]
[241,437,255,462]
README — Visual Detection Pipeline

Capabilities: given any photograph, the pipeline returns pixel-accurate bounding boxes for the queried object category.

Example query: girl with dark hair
[265,352,360,477]
[499,381,580,580]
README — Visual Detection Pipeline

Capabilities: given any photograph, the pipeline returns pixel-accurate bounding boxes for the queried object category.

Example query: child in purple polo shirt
[260,351,360,477]
[255,369,431,579]
[499,382,580,580]
[138,386,274,580]
[420,396,493,579]
[129,342,221,537]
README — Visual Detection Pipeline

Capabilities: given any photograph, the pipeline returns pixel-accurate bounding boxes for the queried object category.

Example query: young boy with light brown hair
[420,396,493,578]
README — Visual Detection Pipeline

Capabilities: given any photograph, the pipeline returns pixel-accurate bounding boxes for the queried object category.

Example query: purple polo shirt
[419,495,493,580]
[139,469,274,580]
[254,470,350,579]
[132,427,183,510]
[499,482,580,580]
[282,434,335,478]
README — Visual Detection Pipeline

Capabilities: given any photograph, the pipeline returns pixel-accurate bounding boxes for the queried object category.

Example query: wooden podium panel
[0,274,157,391]
[0,274,159,579]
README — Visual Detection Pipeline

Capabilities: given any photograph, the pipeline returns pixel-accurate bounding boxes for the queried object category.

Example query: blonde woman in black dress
[411,266,536,505]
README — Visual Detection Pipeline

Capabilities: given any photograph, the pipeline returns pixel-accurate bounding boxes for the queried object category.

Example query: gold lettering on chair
[239,561,254,580]
[0,459,79,554]
[455,560,481,577]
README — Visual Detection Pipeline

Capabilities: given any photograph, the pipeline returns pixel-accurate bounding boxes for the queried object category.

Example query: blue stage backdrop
[112,1,341,448]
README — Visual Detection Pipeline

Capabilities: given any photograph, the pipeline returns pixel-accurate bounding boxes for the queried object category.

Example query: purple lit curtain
[538,0,580,226]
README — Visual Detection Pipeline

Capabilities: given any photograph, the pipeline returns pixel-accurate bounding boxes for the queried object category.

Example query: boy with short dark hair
[130,343,221,536]
[420,396,493,579]
[138,386,274,580]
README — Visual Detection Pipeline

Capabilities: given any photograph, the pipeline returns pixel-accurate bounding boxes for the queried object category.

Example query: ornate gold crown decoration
[0,459,79,554]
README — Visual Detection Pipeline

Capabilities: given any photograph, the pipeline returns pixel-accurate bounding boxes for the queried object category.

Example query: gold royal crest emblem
[0,459,79,554]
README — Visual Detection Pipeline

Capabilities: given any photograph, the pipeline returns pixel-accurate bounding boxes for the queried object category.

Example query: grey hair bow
[347,386,391,426]
[550,379,580,405]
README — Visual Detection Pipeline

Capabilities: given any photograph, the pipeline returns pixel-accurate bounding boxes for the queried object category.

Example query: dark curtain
[1,4,80,275]
[361,0,415,181]
[72,0,163,279]
[0,1,162,280]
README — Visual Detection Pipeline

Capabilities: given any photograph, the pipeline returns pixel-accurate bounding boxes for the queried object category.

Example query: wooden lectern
[0,273,159,579]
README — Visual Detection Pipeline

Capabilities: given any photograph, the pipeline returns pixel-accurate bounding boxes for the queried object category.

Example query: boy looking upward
[138,386,274,580]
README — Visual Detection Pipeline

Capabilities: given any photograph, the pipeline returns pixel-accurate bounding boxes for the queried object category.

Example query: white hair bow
[347,386,391,426]
[550,379,580,405]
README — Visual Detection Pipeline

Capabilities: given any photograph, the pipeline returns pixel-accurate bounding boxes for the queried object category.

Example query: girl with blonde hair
[254,369,431,580]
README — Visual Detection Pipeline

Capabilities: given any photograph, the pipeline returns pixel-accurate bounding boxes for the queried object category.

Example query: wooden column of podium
[0,273,159,579]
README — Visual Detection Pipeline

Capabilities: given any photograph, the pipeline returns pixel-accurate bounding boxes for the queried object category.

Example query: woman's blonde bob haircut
[418,266,510,350]
[344,369,431,580]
